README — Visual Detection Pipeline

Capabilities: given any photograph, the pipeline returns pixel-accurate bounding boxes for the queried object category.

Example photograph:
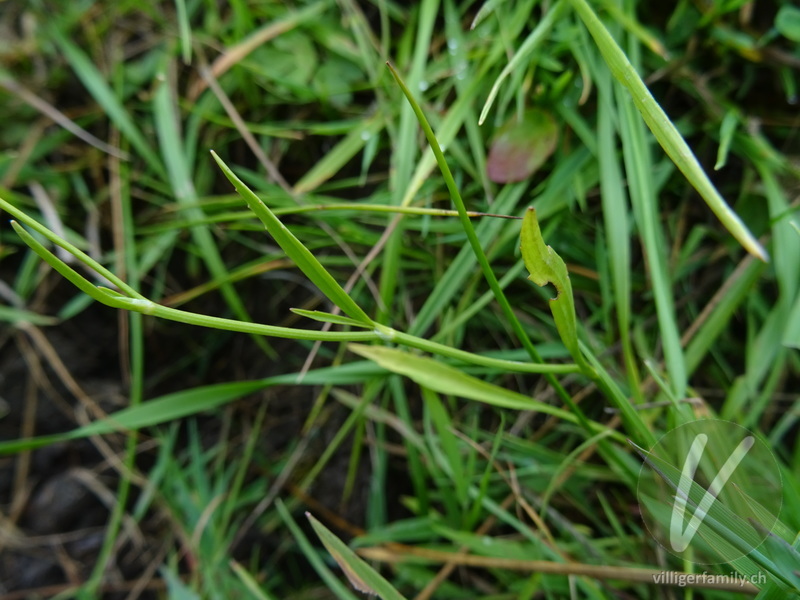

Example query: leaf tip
[751,243,770,263]
[210,150,225,170]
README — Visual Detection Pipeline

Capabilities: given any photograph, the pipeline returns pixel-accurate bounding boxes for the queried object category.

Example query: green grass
[0,0,798,598]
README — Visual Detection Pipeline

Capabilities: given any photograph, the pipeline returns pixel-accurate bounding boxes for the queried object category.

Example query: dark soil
[0,265,382,598]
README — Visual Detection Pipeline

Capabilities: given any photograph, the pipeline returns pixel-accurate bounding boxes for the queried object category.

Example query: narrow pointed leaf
[307,512,407,600]
[348,344,616,440]
[291,308,373,328]
[10,221,376,344]
[0,362,383,455]
[211,151,372,325]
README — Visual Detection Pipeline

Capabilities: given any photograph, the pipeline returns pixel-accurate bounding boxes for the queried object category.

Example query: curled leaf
[520,208,583,366]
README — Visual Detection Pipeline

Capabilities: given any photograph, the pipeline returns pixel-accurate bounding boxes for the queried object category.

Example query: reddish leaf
[487,108,558,183]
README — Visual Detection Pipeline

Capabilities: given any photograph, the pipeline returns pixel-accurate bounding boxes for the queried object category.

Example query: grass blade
[275,501,361,600]
[616,83,687,399]
[48,27,165,178]
[595,63,641,398]
[386,63,542,363]
[478,0,568,125]
[153,71,277,357]
[567,0,767,261]
[0,360,383,455]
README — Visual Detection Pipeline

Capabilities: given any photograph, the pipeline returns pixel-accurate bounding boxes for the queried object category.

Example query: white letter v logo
[669,433,754,552]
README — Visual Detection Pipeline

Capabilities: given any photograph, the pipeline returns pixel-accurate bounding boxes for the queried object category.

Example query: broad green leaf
[211,151,372,325]
[520,208,583,366]
[776,6,800,42]
[307,512,407,600]
[350,343,543,412]
[486,108,559,183]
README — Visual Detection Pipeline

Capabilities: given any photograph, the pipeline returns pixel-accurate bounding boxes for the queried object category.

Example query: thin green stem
[386,63,541,364]
[390,328,581,375]
[10,214,586,375]
[102,290,381,342]
[386,62,600,435]
[1,197,143,299]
